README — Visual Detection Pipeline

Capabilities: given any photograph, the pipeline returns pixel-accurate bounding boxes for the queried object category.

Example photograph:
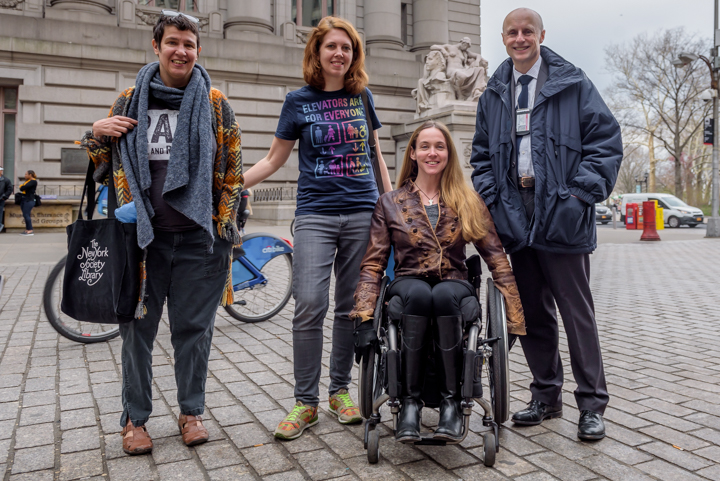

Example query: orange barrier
[640,201,661,241]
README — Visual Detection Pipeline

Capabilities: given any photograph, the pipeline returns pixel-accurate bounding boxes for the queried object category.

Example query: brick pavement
[0,238,719,480]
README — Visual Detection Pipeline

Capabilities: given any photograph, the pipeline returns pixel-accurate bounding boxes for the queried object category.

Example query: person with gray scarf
[84,12,243,456]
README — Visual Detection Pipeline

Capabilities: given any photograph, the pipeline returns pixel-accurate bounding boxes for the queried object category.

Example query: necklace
[413,182,440,206]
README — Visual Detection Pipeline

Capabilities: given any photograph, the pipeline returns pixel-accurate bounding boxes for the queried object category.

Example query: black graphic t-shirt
[275,85,382,216]
[146,93,216,231]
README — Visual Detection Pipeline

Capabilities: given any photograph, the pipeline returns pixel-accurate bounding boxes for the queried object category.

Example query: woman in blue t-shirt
[243,16,391,440]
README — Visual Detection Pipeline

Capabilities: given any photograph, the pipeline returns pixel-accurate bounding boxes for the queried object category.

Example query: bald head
[503,8,543,33]
[501,8,545,73]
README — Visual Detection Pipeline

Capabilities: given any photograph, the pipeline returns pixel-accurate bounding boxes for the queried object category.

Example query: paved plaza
[0,231,719,480]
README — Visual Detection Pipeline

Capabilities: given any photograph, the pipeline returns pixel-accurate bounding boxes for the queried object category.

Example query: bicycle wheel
[224,252,293,323]
[485,278,509,424]
[43,256,120,343]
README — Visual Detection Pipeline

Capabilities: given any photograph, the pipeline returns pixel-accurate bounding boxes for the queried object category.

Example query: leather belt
[518,176,535,189]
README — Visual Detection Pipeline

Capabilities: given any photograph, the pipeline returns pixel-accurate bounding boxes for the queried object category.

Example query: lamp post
[673,1,720,238]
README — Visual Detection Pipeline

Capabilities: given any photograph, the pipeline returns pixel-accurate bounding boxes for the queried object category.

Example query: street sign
[705,118,714,146]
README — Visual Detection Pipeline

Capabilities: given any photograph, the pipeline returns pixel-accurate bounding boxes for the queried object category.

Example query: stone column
[46,0,115,25]
[364,0,403,50]
[49,0,112,14]
[224,0,273,37]
[411,0,448,53]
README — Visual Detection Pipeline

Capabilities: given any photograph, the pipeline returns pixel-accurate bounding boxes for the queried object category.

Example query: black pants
[119,228,231,427]
[386,277,477,321]
[21,200,34,230]
[513,187,609,414]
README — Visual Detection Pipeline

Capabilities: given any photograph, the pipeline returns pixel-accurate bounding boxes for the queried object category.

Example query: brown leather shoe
[178,414,209,446]
[122,420,153,455]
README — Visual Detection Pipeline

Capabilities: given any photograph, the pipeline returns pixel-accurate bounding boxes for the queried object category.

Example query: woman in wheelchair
[350,120,526,442]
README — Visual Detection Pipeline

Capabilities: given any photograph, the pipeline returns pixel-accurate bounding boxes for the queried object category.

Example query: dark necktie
[517,75,533,109]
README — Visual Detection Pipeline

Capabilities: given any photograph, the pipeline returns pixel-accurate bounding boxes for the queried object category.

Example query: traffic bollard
[640,201,661,241]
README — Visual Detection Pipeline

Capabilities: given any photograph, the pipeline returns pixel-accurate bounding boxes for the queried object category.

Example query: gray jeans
[119,228,231,427]
[292,211,373,406]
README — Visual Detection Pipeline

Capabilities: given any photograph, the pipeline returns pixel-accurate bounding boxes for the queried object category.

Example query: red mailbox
[625,203,638,230]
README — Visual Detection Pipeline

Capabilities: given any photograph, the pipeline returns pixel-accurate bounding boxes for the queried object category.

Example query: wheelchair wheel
[367,427,380,464]
[359,343,381,419]
[486,279,510,424]
[359,276,390,419]
[482,432,496,467]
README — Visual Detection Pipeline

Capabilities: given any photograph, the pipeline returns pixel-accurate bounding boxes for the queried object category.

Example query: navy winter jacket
[470,47,623,254]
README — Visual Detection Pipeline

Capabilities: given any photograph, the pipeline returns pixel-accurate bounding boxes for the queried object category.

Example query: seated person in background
[350,120,526,442]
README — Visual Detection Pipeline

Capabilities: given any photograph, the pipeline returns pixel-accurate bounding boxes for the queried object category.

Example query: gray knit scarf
[120,61,215,251]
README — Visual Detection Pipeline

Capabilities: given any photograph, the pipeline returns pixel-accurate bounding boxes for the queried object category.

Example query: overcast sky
[480,0,714,92]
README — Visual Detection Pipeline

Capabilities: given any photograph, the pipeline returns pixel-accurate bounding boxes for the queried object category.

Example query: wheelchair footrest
[386,349,401,399]
[462,350,483,399]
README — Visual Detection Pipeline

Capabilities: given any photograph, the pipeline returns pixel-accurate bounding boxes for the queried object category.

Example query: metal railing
[252,186,297,202]
[36,185,85,199]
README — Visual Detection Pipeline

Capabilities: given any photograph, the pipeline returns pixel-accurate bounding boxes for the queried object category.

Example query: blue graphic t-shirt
[275,85,383,216]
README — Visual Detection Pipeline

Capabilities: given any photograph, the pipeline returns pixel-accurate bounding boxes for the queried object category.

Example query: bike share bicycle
[44,190,294,342]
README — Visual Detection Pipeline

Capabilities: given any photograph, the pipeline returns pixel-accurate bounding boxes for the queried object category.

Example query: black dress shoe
[577,410,605,440]
[512,400,563,426]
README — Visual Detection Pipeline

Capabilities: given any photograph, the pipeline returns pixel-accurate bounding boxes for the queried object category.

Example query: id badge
[516,108,531,136]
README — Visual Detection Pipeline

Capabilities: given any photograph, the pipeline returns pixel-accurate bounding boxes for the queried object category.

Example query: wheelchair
[356,255,510,466]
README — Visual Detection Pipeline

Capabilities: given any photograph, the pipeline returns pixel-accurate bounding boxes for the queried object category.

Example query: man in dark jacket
[0,166,13,232]
[470,8,622,441]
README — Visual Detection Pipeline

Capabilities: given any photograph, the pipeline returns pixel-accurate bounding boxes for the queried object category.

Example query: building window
[139,0,197,11]
[293,0,334,27]
[0,87,17,184]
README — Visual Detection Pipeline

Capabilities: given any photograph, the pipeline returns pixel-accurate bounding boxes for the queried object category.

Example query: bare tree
[616,144,649,194]
[605,28,710,199]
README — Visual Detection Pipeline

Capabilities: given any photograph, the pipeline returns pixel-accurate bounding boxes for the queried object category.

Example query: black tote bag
[61,160,141,324]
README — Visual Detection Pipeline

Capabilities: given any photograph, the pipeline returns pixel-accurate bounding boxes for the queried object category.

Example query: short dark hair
[153,14,200,48]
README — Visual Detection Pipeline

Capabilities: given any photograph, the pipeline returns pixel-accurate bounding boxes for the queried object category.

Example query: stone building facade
[0,0,480,213]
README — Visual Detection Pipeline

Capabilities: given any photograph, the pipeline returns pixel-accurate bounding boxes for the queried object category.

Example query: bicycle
[44,194,294,342]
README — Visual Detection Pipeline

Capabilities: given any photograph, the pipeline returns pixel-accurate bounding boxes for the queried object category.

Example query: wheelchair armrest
[465,255,482,290]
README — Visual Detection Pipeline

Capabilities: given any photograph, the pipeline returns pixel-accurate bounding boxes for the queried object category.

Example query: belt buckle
[519,176,534,188]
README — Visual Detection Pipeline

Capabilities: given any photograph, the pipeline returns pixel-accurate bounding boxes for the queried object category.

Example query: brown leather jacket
[350,182,526,335]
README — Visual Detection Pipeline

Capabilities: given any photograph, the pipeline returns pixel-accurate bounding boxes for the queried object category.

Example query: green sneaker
[328,388,362,424]
[274,401,319,440]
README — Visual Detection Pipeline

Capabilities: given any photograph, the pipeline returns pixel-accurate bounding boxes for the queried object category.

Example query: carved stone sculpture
[412,37,489,116]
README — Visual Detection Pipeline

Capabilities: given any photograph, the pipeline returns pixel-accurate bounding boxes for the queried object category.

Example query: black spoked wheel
[486,278,510,424]
[43,256,120,343]
[359,276,390,419]
[224,252,293,323]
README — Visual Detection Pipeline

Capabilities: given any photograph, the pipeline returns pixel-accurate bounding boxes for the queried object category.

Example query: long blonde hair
[397,121,488,242]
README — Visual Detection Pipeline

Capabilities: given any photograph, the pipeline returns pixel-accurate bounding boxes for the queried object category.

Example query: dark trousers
[513,187,609,414]
[386,277,476,320]
[21,200,33,230]
[119,228,231,427]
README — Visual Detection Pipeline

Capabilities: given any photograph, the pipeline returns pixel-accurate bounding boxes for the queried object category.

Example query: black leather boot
[395,314,430,443]
[433,315,464,441]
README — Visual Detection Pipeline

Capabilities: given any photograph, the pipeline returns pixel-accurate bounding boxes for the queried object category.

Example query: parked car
[595,204,612,224]
[620,193,704,228]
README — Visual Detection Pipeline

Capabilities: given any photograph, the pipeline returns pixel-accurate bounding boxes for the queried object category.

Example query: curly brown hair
[302,17,368,95]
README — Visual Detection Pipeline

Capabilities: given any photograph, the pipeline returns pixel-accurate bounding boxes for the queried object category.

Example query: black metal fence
[36,185,85,198]
[252,186,297,202]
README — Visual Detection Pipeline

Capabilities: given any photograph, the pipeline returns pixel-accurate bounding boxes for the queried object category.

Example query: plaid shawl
[79,87,243,309]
